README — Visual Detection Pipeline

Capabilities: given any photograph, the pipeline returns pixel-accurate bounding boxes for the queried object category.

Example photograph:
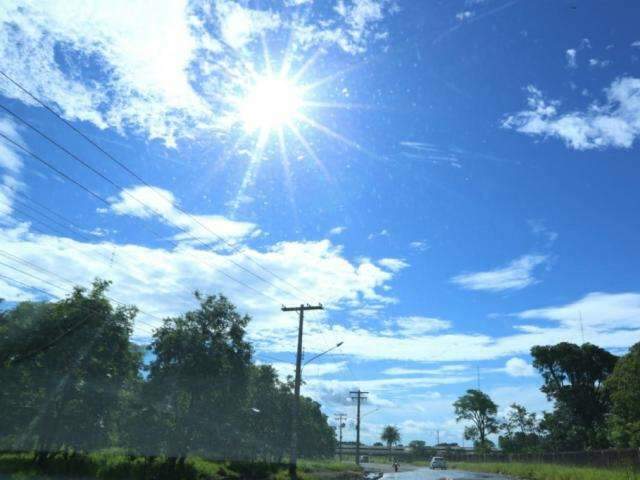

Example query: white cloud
[293,0,395,55]
[455,11,474,21]
[0,0,395,146]
[588,58,611,68]
[517,291,640,332]
[566,48,577,68]
[632,41,640,48]
[394,316,451,335]
[383,365,468,376]
[107,185,260,246]
[329,226,346,236]
[368,229,389,240]
[408,241,428,252]
[215,0,281,49]
[0,202,399,345]
[0,116,26,222]
[378,257,409,272]
[503,357,536,377]
[503,77,640,150]
[0,0,213,147]
[451,254,548,292]
[527,219,558,246]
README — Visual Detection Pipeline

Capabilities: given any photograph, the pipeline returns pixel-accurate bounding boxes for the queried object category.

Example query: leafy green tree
[144,292,253,462]
[498,403,541,453]
[0,280,141,457]
[531,342,617,449]
[605,342,640,447]
[408,440,436,460]
[381,425,400,457]
[298,396,337,458]
[454,389,498,452]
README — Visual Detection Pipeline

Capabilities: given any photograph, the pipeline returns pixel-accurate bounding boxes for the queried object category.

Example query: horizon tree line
[0,280,336,463]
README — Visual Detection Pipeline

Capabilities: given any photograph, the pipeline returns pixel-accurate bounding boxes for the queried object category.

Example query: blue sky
[1,0,640,445]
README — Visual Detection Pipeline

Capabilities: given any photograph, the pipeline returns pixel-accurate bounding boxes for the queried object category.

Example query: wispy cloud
[566,48,577,68]
[378,257,409,272]
[503,78,640,150]
[107,185,260,246]
[329,226,346,236]
[455,11,474,21]
[451,254,548,292]
[0,0,396,145]
[527,219,558,246]
[502,357,536,377]
[409,240,428,251]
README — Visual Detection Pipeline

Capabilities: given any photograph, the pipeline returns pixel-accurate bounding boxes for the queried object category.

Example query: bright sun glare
[239,75,304,133]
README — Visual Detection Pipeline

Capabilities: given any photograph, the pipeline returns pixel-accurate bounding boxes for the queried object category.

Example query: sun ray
[302,100,380,111]
[287,121,333,183]
[277,127,299,220]
[296,112,383,160]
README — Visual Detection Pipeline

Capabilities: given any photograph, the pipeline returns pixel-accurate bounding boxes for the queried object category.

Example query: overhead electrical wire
[0,132,281,305]
[0,69,320,304]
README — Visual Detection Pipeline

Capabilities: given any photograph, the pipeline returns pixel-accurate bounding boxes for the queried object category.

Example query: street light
[303,341,344,367]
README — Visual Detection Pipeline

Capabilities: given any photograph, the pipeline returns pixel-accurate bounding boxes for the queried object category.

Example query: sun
[238,74,304,133]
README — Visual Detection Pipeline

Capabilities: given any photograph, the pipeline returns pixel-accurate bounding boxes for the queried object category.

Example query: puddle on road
[381,467,507,480]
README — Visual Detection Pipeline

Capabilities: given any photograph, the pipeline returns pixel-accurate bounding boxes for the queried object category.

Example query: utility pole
[436,429,440,446]
[350,389,368,465]
[282,303,324,480]
[335,413,347,461]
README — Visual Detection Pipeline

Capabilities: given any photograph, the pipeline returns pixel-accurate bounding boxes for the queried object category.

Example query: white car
[430,456,447,470]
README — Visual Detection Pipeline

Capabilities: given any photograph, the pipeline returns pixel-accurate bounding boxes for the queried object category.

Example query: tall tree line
[0,281,336,462]
[454,341,640,453]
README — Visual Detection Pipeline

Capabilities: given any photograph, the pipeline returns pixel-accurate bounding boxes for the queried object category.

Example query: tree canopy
[605,342,640,447]
[531,342,617,450]
[0,282,335,462]
[454,389,498,452]
[381,425,401,451]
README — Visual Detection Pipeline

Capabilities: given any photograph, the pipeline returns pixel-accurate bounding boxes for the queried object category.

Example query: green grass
[452,461,640,480]
[0,451,362,480]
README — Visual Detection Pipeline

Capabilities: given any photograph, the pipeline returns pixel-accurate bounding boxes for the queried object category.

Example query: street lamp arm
[303,341,344,366]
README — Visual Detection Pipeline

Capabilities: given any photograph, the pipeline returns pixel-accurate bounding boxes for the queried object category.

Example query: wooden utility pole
[350,389,368,465]
[334,413,347,461]
[282,303,324,479]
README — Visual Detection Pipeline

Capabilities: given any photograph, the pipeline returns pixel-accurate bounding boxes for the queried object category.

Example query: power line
[0,102,304,302]
[0,72,318,303]
[0,250,161,329]
[0,272,152,364]
[0,133,282,305]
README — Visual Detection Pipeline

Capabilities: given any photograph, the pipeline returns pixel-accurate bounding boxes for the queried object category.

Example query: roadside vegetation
[452,461,640,480]
[0,281,338,477]
[0,451,361,480]
[452,341,640,454]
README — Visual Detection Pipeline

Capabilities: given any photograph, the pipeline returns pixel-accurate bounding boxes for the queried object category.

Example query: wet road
[361,464,508,480]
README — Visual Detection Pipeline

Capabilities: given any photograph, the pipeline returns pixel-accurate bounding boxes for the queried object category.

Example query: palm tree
[381,425,401,459]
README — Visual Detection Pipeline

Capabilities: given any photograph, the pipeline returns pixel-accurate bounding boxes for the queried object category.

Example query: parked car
[359,455,369,463]
[430,456,447,470]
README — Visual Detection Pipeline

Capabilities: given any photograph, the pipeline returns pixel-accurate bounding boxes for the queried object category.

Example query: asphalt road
[361,463,508,480]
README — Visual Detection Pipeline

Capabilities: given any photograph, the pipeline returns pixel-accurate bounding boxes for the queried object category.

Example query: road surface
[361,463,509,480]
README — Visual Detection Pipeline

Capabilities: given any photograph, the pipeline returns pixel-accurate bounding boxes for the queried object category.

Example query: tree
[0,280,141,458]
[605,342,640,447]
[499,403,541,453]
[531,342,617,449]
[454,389,498,452]
[381,425,400,457]
[144,292,253,463]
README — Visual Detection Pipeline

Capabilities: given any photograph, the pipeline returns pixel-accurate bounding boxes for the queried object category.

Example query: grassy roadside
[452,461,640,480]
[0,452,361,480]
